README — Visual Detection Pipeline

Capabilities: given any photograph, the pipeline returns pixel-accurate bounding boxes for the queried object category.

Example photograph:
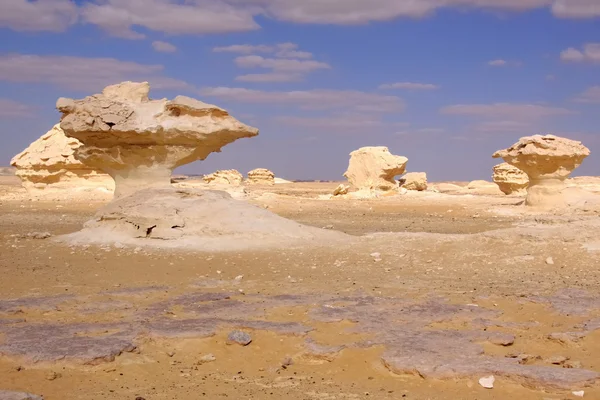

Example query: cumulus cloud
[235,73,302,82]
[1,0,77,32]
[471,120,533,133]
[560,43,600,63]
[213,44,275,54]
[379,82,439,90]
[487,59,523,67]
[152,41,177,53]
[552,0,600,18]
[440,103,576,120]
[199,87,405,113]
[235,55,330,73]
[0,98,34,118]
[572,86,600,103]
[0,54,191,92]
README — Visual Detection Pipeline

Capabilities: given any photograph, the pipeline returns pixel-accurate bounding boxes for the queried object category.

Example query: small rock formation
[344,147,408,192]
[10,124,114,198]
[202,169,243,186]
[493,135,591,208]
[333,184,349,196]
[247,168,275,185]
[0,391,43,400]
[492,163,529,196]
[57,81,259,199]
[56,82,348,250]
[400,172,427,191]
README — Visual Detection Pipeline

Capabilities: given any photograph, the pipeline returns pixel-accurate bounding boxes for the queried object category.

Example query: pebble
[199,353,216,364]
[572,390,585,397]
[45,371,60,381]
[226,330,252,346]
[546,257,555,265]
[546,355,567,365]
[565,360,582,369]
[166,351,175,357]
[234,275,244,282]
[478,375,495,389]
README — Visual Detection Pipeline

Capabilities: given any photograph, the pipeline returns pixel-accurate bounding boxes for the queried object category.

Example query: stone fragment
[203,170,243,186]
[492,163,529,195]
[400,172,427,191]
[226,330,252,346]
[10,124,114,199]
[198,353,216,364]
[565,360,583,369]
[344,147,407,192]
[546,355,568,365]
[493,135,591,208]
[0,391,43,400]
[479,375,495,388]
[332,184,349,196]
[246,168,275,185]
[546,257,555,265]
[572,390,584,397]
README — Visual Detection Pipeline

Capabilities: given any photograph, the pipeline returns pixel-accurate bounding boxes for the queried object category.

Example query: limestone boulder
[333,184,350,196]
[57,81,259,199]
[203,169,243,186]
[344,147,407,192]
[493,135,590,208]
[492,163,529,195]
[10,124,114,198]
[400,172,427,191]
[247,168,275,185]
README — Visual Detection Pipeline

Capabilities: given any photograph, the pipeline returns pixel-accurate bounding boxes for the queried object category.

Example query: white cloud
[572,86,600,103]
[80,0,259,39]
[440,103,577,120]
[213,44,275,54]
[0,54,191,92]
[552,0,600,18]
[560,43,600,63]
[379,82,439,90]
[235,73,302,82]
[488,59,508,66]
[0,0,77,32]
[472,120,533,133]
[235,55,330,73]
[152,41,177,53]
[200,87,405,113]
[0,98,34,118]
[273,115,387,131]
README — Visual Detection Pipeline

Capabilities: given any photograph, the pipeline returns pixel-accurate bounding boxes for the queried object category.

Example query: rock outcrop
[493,135,590,208]
[57,81,259,199]
[332,184,350,196]
[56,82,348,250]
[344,147,407,192]
[247,168,275,185]
[492,163,529,195]
[10,124,114,198]
[203,169,243,186]
[400,172,427,191]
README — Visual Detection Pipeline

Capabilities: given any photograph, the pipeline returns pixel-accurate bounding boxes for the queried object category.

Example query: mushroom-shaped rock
[10,124,114,198]
[57,81,258,198]
[247,168,275,185]
[493,135,590,207]
[203,169,243,186]
[400,172,428,191]
[492,163,529,196]
[344,147,407,192]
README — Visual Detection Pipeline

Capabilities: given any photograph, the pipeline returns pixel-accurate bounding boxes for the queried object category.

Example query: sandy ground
[1,177,600,400]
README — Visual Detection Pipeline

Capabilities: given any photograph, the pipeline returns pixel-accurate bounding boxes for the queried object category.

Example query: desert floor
[1,176,600,400]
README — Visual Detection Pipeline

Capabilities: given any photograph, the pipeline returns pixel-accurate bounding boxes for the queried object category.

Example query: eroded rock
[0,391,43,400]
[492,163,529,195]
[344,147,407,192]
[400,172,427,191]
[247,168,275,185]
[202,170,243,186]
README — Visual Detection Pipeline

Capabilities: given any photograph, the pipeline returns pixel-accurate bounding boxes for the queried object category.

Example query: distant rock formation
[203,169,243,186]
[0,166,16,176]
[493,134,590,208]
[10,124,114,198]
[247,168,275,185]
[400,172,427,191]
[344,147,407,192]
[492,163,529,195]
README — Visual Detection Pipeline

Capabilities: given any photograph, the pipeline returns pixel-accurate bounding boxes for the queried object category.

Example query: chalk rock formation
[333,184,349,196]
[57,81,259,199]
[344,147,407,192]
[493,135,590,208]
[247,168,275,185]
[203,169,243,186]
[400,172,427,191]
[10,124,114,198]
[492,163,529,195]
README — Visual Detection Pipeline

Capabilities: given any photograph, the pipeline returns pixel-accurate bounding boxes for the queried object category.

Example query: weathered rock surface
[493,163,529,195]
[332,184,349,196]
[10,124,114,198]
[202,169,243,186]
[493,135,591,208]
[57,81,258,199]
[344,147,407,192]
[400,172,428,191]
[0,391,43,400]
[247,168,275,185]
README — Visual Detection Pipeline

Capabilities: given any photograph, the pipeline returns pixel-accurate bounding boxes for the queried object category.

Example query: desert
[1,80,600,400]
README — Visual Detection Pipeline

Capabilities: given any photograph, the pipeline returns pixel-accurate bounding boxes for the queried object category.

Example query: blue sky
[1,0,599,181]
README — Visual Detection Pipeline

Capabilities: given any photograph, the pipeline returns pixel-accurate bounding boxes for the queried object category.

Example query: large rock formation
[203,169,243,186]
[57,81,258,199]
[56,82,347,249]
[492,163,529,195]
[10,124,114,198]
[344,147,407,192]
[247,168,275,185]
[493,135,590,207]
[400,172,427,191]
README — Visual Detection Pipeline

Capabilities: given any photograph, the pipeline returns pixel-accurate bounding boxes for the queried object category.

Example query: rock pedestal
[492,163,529,196]
[493,135,590,207]
[344,147,407,192]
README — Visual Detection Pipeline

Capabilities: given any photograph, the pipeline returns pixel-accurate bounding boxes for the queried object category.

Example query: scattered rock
[492,163,528,195]
[19,232,52,240]
[198,353,216,364]
[246,168,275,185]
[517,354,541,365]
[226,330,252,346]
[565,360,582,369]
[399,172,428,191]
[479,375,495,388]
[344,146,408,192]
[572,390,585,397]
[0,390,44,400]
[45,371,60,380]
[546,355,568,365]
[332,184,349,196]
